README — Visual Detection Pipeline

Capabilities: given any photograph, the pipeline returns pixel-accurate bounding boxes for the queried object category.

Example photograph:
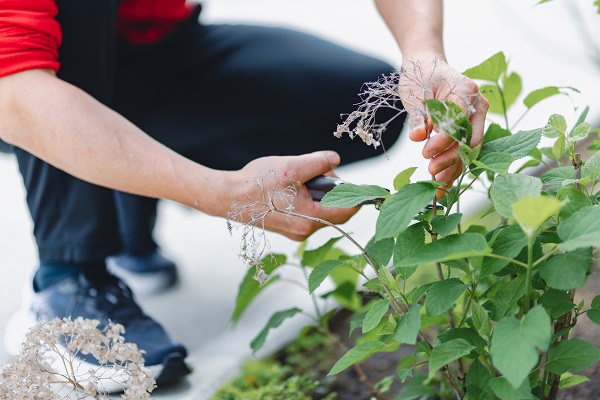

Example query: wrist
[402,47,446,63]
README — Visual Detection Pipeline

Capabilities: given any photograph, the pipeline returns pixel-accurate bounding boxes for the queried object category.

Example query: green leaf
[480,84,505,115]
[301,236,343,267]
[512,196,562,237]
[502,72,522,110]
[393,167,418,191]
[394,304,421,345]
[425,278,467,316]
[376,182,438,241]
[365,236,394,269]
[328,341,387,375]
[443,259,471,275]
[393,223,425,280]
[543,114,567,138]
[489,174,543,219]
[479,128,542,160]
[552,136,565,160]
[394,233,491,267]
[438,327,487,349]
[431,213,463,237]
[523,86,560,108]
[349,313,365,337]
[556,183,591,220]
[397,368,413,383]
[488,377,532,400]
[490,305,552,388]
[465,360,494,400]
[425,99,472,144]
[538,289,575,318]
[471,301,493,337]
[480,73,521,115]
[429,339,475,378]
[540,166,576,186]
[558,372,590,390]
[582,150,600,181]
[396,375,437,400]
[586,295,600,325]
[592,295,600,310]
[569,122,591,142]
[558,206,600,251]
[251,308,302,353]
[473,153,515,175]
[362,299,390,333]
[484,123,511,144]
[308,259,353,294]
[463,51,507,82]
[321,184,390,208]
[481,225,528,278]
[539,248,592,290]
[491,275,527,320]
[410,282,436,305]
[545,338,600,374]
[231,254,286,323]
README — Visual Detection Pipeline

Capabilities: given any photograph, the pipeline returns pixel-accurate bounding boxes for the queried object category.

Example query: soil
[304,268,600,400]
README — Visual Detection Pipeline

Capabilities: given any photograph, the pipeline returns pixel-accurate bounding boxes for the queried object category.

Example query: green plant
[212,330,336,400]
[228,51,600,400]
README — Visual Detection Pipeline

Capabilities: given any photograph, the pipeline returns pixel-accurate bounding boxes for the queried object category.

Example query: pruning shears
[304,175,387,205]
[305,175,445,216]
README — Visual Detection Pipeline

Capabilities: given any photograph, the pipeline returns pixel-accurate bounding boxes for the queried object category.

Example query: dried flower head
[335,57,479,149]
[334,70,404,150]
[227,171,297,284]
[0,317,156,399]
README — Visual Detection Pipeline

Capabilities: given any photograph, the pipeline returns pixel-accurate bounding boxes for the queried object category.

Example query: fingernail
[325,151,339,167]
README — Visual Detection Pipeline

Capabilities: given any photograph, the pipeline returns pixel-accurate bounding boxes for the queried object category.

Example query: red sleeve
[0,0,62,78]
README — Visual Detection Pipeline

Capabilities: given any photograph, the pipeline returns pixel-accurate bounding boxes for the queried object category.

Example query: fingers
[408,117,433,142]
[293,151,340,183]
[469,93,489,147]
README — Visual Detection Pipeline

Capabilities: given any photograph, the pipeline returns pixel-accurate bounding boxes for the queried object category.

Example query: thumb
[294,151,340,182]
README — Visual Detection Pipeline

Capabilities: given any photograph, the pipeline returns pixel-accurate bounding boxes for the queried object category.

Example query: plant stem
[301,267,323,320]
[273,207,405,316]
[523,235,535,314]
[485,253,528,269]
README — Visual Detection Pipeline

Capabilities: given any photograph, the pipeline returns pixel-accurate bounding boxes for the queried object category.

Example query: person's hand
[226,151,359,241]
[398,53,488,197]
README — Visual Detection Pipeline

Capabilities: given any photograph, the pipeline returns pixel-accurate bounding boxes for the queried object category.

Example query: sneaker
[0,138,12,154]
[106,250,178,294]
[3,272,191,393]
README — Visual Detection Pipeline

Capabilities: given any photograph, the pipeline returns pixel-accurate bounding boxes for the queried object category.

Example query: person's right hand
[223,151,360,241]
[398,53,488,198]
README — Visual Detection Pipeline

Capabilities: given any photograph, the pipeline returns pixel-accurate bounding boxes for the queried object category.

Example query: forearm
[374,0,444,58]
[0,69,226,216]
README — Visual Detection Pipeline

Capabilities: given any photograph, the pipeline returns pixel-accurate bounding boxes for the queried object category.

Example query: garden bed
[213,266,600,400]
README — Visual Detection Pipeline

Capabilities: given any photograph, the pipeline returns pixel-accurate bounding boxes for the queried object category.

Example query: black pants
[15,2,405,265]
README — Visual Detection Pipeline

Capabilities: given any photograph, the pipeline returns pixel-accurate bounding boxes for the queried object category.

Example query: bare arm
[375,0,488,197]
[375,0,445,58]
[0,69,357,240]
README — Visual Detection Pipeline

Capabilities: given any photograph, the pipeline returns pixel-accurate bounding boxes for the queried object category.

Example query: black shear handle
[305,175,346,201]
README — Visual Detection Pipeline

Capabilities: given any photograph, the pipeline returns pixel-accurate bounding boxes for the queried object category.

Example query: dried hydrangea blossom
[334,69,404,149]
[0,317,155,399]
[335,57,477,149]
[227,171,296,284]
